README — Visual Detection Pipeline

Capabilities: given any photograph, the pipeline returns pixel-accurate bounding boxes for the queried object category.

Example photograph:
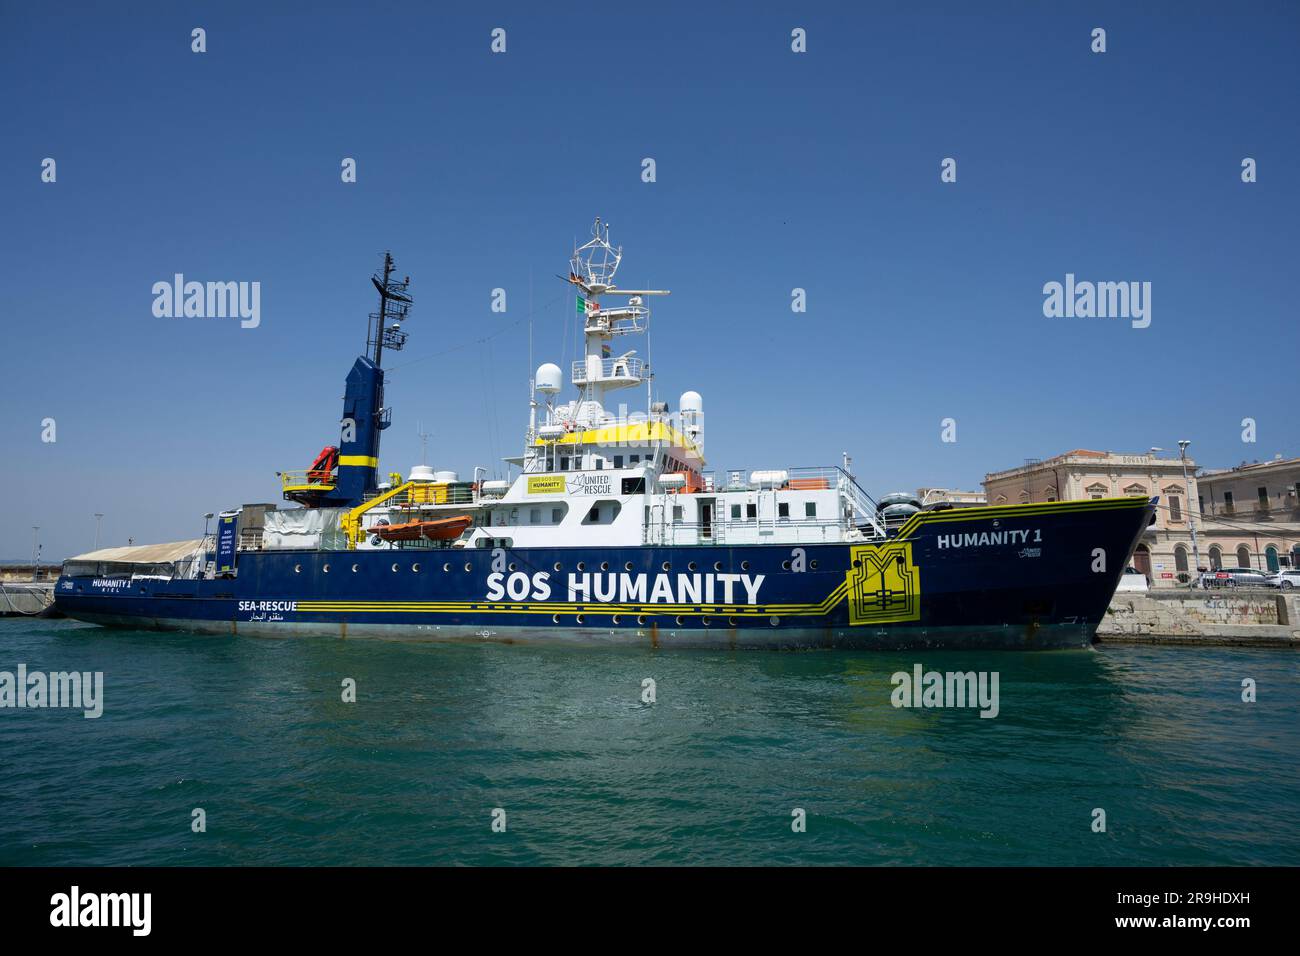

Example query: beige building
[1196,456,1300,574]
[984,450,1198,586]
[983,449,1300,587]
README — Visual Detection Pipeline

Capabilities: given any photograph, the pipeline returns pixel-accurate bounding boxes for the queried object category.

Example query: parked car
[1263,569,1300,590]
[1199,568,1270,588]
[1116,566,1149,592]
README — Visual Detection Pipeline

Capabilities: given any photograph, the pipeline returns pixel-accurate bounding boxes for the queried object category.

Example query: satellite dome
[536,363,562,394]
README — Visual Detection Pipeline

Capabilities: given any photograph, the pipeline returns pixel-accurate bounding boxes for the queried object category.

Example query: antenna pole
[373,252,394,367]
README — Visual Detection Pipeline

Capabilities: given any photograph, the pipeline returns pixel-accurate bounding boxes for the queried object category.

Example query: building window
[746,503,757,520]
[1198,495,1204,515]
[1208,546,1222,570]
[1258,486,1269,510]
[1236,545,1251,569]
[1223,491,1234,514]
[1174,546,1189,575]
[778,502,790,519]
[805,501,816,518]
[1266,546,1280,572]
[1169,495,1181,522]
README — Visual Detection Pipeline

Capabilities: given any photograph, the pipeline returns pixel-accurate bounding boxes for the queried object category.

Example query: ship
[55,221,1155,649]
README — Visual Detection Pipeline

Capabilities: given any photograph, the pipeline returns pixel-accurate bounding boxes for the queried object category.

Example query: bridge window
[805,501,816,518]
[529,508,540,524]
[778,502,790,519]
[731,504,741,520]
[746,503,757,519]
[614,455,624,468]
[672,506,683,523]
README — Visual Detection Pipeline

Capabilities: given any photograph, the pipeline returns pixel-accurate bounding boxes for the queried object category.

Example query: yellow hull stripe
[296,583,848,618]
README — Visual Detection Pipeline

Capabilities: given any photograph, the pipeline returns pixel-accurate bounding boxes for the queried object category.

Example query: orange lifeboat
[372,515,473,543]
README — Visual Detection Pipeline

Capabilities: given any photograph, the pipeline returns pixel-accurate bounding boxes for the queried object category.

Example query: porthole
[741,561,750,571]
[810,559,818,570]
[554,562,563,572]
[601,562,610,571]
[675,616,685,626]
[770,616,780,626]
[853,559,862,568]
[412,563,421,573]
[702,616,711,626]
[781,560,791,571]
[662,561,671,572]
[463,562,472,573]
[294,564,302,574]
[713,561,723,572]
[575,614,585,625]
[625,562,634,572]
[443,563,451,572]
[577,561,586,571]
[322,564,330,573]
[688,561,698,572]
[611,614,621,625]
[552,614,561,625]
[728,616,738,627]
[637,614,647,625]
[508,562,517,572]
[391,563,400,573]
[351,564,359,573]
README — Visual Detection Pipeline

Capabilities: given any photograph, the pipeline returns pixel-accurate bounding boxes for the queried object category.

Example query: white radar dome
[679,391,703,415]
[536,363,563,394]
[408,465,436,482]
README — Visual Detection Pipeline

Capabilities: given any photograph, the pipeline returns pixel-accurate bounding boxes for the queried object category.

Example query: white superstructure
[334,220,887,552]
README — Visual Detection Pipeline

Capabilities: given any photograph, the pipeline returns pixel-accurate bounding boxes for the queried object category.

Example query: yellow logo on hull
[845,542,921,625]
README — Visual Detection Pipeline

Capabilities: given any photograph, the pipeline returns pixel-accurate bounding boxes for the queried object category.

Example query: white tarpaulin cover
[262,508,347,550]
[69,540,205,564]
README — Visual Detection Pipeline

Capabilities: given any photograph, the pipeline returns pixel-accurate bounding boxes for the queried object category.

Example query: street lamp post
[1178,440,1201,588]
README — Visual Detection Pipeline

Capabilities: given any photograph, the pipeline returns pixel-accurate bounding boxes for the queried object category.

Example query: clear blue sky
[2,2,1297,560]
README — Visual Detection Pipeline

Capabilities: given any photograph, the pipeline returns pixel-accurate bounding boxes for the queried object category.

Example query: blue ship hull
[55,497,1155,650]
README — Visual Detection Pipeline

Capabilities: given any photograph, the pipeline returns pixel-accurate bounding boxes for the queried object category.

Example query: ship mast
[566,218,669,427]
[369,252,412,369]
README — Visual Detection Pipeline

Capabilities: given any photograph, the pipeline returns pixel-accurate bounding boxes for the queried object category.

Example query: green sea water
[1,617,1296,866]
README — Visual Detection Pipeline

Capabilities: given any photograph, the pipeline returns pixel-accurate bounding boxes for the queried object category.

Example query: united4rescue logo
[845,542,921,624]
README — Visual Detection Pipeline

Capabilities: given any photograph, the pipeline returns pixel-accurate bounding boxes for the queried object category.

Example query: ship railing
[788,466,887,539]
[641,517,848,546]
[279,470,337,490]
[571,356,646,385]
